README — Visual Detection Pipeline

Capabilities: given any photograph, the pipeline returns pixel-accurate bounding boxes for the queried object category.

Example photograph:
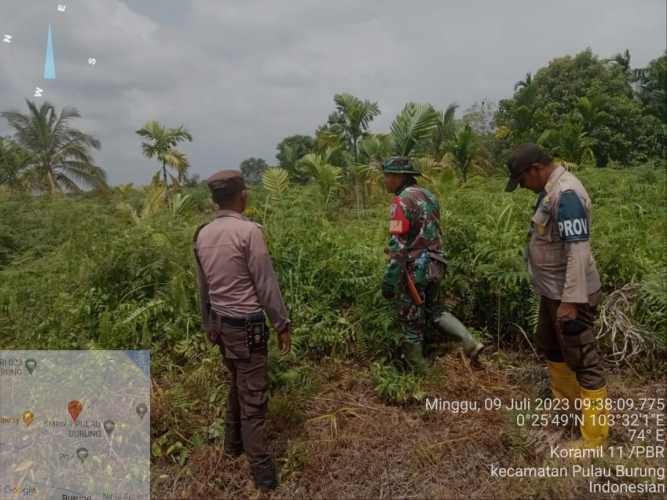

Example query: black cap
[505,143,553,192]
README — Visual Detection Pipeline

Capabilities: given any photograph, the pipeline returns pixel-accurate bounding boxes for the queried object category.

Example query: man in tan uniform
[193,170,290,491]
[506,143,608,451]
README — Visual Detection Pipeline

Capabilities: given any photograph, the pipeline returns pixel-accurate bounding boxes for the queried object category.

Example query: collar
[395,179,416,196]
[213,209,247,221]
[544,165,566,193]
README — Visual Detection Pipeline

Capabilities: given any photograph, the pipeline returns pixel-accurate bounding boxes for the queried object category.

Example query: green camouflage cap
[382,156,421,176]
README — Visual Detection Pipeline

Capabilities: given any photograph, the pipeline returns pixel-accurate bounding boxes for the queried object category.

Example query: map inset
[0,351,150,500]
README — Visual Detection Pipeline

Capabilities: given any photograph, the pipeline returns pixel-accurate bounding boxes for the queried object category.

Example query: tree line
[1,48,664,196]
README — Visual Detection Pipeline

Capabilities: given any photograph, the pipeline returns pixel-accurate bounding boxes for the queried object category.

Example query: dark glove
[382,282,395,300]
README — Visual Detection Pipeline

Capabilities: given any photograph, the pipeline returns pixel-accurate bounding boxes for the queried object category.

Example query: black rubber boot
[252,459,278,491]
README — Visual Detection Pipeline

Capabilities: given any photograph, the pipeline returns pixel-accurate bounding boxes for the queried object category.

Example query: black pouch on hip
[562,318,588,336]
[245,314,269,352]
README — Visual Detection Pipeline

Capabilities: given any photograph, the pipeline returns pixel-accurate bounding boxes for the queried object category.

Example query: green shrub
[371,362,425,404]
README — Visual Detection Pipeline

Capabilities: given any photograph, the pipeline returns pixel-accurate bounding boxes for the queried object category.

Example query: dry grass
[151,351,665,499]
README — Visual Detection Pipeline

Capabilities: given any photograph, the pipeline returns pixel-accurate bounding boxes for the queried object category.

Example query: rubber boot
[546,361,580,406]
[565,385,609,450]
[403,342,427,375]
[434,311,485,360]
[251,458,278,491]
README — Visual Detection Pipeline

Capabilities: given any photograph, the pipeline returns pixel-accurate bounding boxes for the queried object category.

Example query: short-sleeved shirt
[194,209,290,332]
[527,166,601,303]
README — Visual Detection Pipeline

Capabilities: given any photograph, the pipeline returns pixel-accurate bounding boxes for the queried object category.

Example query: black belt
[220,312,264,327]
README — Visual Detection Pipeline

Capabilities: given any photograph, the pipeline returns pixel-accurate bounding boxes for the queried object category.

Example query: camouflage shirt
[383,184,444,290]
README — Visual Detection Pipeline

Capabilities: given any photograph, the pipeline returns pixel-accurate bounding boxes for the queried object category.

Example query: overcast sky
[1,0,665,186]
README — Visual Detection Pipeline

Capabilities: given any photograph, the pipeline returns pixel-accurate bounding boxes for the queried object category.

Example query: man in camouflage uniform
[381,157,484,372]
[506,143,608,451]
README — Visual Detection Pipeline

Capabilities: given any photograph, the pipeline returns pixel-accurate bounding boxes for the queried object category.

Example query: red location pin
[68,400,83,423]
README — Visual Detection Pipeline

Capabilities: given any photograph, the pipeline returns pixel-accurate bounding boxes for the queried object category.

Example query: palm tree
[430,103,458,161]
[0,138,32,192]
[445,124,478,183]
[390,103,439,156]
[514,72,533,91]
[298,149,342,209]
[539,117,596,165]
[358,133,393,165]
[1,100,106,194]
[355,133,393,207]
[610,49,631,74]
[136,121,192,188]
[164,149,190,186]
[279,142,310,183]
[333,93,381,162]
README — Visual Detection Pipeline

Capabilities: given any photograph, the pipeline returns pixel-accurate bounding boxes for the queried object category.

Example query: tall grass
[0,166,664,372]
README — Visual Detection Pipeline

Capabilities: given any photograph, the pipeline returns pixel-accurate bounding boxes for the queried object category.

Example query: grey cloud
[0,0,664,185]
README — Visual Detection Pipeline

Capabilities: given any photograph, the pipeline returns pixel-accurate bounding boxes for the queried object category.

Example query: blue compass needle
[44,24,56,80]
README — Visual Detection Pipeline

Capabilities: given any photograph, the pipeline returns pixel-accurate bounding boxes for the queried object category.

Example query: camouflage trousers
[394,278,444,344]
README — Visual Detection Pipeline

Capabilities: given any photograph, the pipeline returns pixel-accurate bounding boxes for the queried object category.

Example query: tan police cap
[207,170,246,197]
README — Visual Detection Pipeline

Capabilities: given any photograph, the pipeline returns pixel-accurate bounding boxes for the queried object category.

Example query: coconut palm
[445,124,478,183]
[136,121,192,188]
[333,93,381,162]
[1,100,106,193]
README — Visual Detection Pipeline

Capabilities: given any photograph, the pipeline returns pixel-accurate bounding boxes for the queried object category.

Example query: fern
[371,362,425,404]
[262,167,289,197]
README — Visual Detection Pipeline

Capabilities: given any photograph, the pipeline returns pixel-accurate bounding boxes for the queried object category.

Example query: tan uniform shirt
[194,209,290,332]
[527,166,601,303]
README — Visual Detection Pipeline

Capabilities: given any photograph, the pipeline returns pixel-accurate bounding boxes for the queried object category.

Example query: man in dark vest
[193,170,291,491]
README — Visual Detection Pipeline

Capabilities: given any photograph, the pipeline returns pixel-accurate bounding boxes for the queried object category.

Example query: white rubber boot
[434,311,485,360]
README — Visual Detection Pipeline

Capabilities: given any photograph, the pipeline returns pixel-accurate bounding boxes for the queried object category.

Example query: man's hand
[278,326,291,354]
[382,282,395,300]
[557,302,577,321]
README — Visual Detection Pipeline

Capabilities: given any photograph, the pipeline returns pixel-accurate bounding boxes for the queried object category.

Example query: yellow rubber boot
[578,385,609,448]
[546,361,580,406]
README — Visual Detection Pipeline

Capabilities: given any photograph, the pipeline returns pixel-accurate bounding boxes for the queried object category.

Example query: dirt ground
[151,349,666,500]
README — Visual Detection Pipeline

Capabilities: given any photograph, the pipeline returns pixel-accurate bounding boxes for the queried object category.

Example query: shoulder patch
[389,196,410,235]
[557,190,589,241]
